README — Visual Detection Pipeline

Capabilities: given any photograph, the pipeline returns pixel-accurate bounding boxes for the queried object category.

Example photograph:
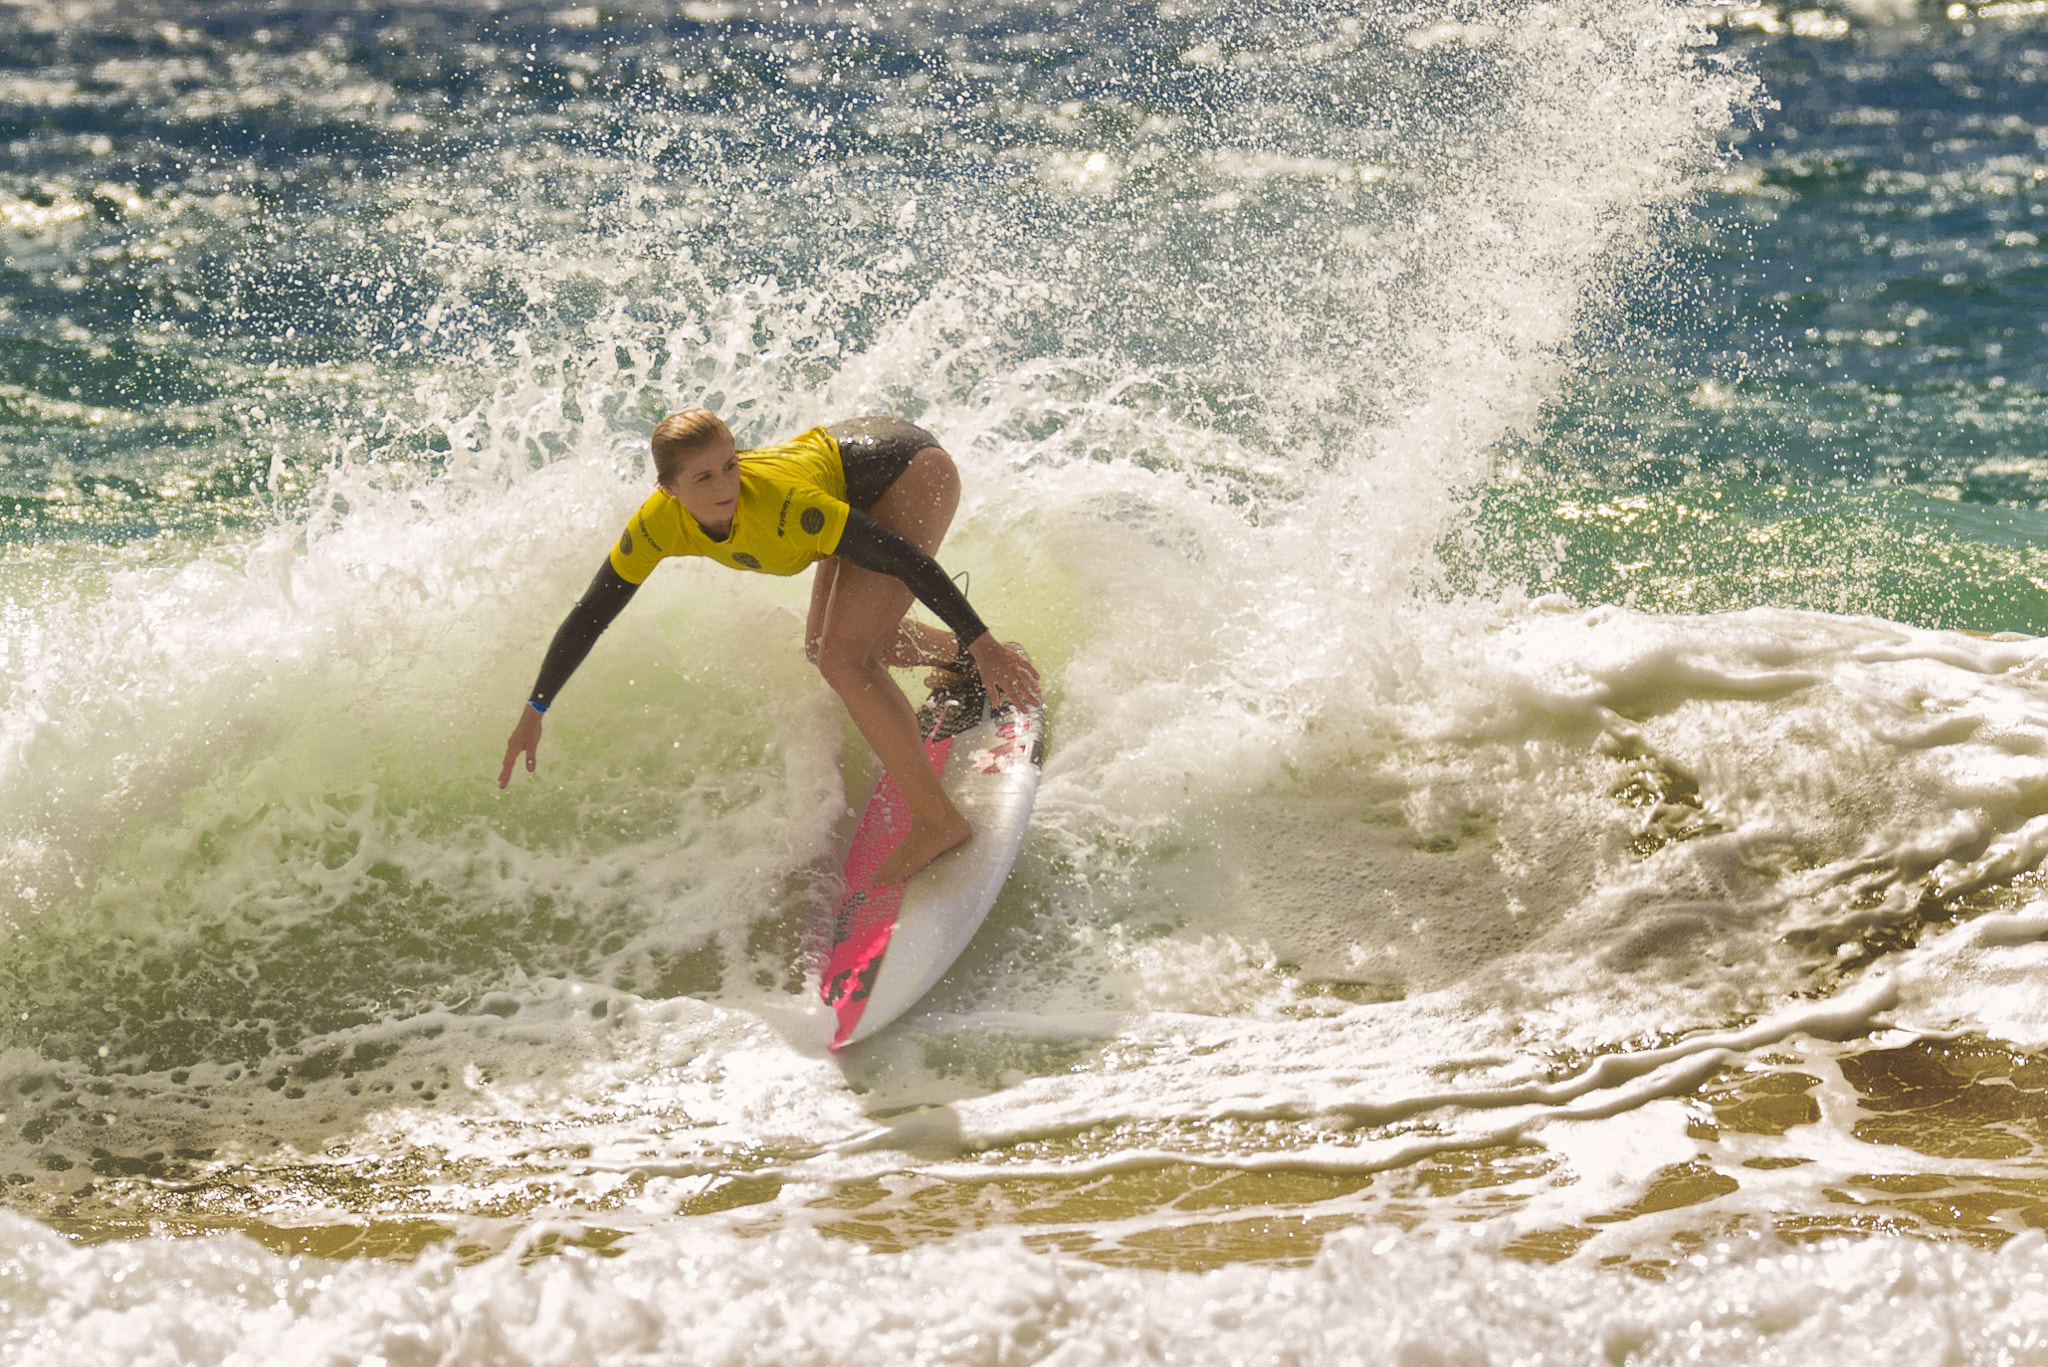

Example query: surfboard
[819,667,1044,1049]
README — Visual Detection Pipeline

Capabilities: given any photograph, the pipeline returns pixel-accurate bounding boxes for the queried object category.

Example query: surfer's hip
[827,416,942,510]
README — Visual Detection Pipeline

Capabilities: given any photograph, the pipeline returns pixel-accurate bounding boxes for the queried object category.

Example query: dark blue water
[1451,5,2048,630]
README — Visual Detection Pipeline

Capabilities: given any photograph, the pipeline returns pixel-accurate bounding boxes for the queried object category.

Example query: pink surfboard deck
[818,734,954,1046]
[820,694,1044,1049]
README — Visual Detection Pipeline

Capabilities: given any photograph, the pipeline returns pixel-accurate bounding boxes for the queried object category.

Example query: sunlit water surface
[9,0,2048,1362]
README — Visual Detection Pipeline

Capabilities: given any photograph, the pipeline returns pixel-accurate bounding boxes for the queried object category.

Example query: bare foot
[873,812,973,886]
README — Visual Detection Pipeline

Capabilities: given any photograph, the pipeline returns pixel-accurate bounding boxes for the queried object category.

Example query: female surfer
[498,410,1040,887]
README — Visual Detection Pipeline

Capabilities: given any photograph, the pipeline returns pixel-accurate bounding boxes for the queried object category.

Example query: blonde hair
[650,408,732,486]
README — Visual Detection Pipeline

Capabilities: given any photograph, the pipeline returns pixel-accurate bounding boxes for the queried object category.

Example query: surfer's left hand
[968,634,1040,710]
[499,705,543,789]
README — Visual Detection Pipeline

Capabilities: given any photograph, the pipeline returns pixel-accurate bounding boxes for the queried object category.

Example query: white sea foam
[8,1212,2048,1366]
[13,597,2048,1257]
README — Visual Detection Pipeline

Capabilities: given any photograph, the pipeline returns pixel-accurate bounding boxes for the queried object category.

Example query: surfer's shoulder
[739,426,844,492]
[610,488,690,582]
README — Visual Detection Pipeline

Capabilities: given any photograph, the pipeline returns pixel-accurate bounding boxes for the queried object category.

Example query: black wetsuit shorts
[827,416,939,510]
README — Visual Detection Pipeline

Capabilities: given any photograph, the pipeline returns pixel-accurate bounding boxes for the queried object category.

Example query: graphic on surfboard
[820,665,1044,1049]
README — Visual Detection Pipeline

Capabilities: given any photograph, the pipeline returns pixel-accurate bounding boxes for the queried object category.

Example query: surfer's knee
[813,634,876,692]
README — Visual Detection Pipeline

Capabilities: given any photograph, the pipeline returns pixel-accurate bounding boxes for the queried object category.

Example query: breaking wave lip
[1,0,1756,1038]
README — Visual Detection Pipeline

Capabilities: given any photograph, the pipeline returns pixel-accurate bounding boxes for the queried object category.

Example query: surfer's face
[662,433,741,534]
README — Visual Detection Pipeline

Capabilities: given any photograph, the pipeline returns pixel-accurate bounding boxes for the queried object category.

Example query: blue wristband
[527,699,548,715]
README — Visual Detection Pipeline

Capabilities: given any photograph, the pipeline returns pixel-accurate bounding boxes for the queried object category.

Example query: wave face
[7,0,2048,1361]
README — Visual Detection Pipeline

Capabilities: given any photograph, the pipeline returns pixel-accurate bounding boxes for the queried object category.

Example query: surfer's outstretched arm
[498,560,639,788]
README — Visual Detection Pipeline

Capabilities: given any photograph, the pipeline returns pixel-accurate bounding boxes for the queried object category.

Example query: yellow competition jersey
[608,426,852,583]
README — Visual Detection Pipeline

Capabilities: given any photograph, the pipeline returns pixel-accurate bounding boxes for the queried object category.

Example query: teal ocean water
[13,2,2048,1362]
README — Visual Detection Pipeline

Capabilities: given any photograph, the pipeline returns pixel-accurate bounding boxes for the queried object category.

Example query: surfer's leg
[804,558,840,666]
[826,417,961,668]
[890,618,959,667]
[814,445,973,885]
[808,556,956,669]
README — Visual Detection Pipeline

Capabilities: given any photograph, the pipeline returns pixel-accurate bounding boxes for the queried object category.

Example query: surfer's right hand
[499,705,543,789]
[968,634,1041,711]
